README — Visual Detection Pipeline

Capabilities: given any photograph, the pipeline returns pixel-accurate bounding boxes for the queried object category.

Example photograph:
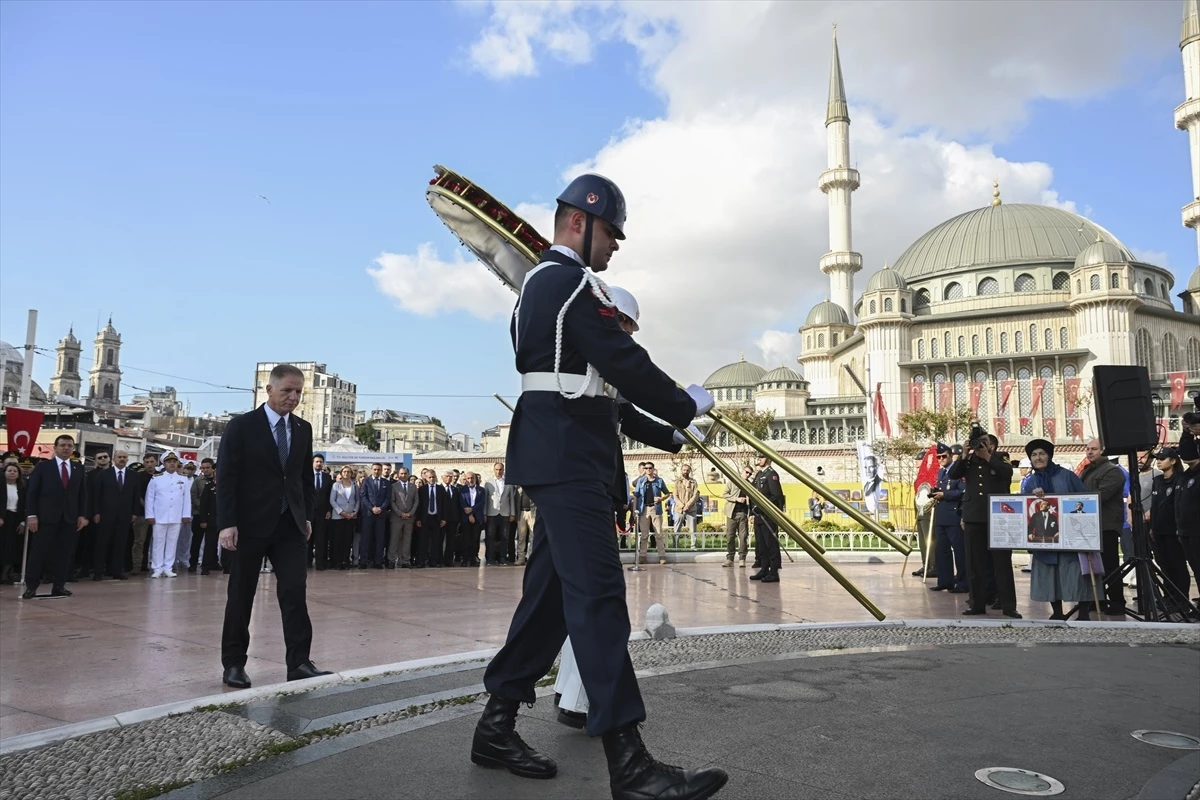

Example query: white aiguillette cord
[554,270,616,399]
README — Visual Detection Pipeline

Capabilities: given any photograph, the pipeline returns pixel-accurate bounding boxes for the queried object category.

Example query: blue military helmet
[557,173,627,240]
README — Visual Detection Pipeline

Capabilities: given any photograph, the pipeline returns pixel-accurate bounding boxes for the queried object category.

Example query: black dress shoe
[929,585,948,591]
[749,569,767,581]
[287,661,333,681]
[751,561,761,569]
[1002,610,1023,619]
[22,589,36,599]
[603,723,728,800]
[949,586,968,593]
[200,570,210,576]
[384,561,395,570]
[962,607,987,615]
[373,563,384,570]
[990,600,1002,610]
[92,575,104,582]
[51,588,73,597]
[471,695,557,779]
[760,570,780,583]
[911,568,925,577]
[556,708,587,729]
[222,666,251,689]
[187,566,197,574]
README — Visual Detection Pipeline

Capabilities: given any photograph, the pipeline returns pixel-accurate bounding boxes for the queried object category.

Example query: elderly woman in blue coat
[1023,438,1096,621]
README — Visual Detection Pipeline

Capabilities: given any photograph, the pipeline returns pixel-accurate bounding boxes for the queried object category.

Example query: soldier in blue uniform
[928,443,968,593]
[471,174,728,800]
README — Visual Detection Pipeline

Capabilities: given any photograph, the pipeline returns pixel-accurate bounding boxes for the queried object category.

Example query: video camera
[968,421,989,450]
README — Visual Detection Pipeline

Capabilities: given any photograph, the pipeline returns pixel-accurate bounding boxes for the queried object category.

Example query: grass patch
[190,702,238,713]
[113,778,191,800]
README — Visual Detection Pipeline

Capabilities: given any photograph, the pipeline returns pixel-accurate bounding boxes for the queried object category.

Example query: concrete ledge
[4,619,1195,757]
[1136,750,1200,800]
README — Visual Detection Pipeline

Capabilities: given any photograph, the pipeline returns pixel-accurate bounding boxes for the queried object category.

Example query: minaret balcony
[818,167,860,193]
[1175,97,1200,130]
[819,251,863,274]
[1183,199,1200,230]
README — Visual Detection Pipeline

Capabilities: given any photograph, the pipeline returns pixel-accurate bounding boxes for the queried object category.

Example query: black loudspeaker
[1092,365,1157,453]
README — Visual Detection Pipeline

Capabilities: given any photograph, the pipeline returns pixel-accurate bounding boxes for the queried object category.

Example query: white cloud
[368,243,514,319]
[406,0,1180,384]
[1130,248,1170,268]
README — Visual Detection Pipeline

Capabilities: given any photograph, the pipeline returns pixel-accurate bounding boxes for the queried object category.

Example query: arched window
[1039,366,1054,426]
[1090,274,1101,291]
[900,298,908,313]
[985,328,994,354]
[1161,282,1169,299]
[931,337,939,358]
[933,373,946,408]
[831,332,839,346]
[818,428,826,444]
[718,431,728,447]
[817,334,825,348]
[974,369,989,420]
[1076,279,1082,293]
[1143,277,1153,295]
[1163,333,1180,373]
[1014,330,1023,352]
[915,288,931,308]
[978,277,999,295]
[944,282,963,300]
[917,339,925,359]
[735,388,743,400]
[1187,338,1200,377]
[1029,324,1038,351]
[1014,273,1036,292]
[808,428,817,444]
[1017,367,1033,435]
[771,427,780,440]
[65,389,74,398]
[883,297,893,312]
[957,335,966,356]
[869,300,876,314]
[791,428,799,443]
[103,383,114,400]
[105,349,114,366]
[1134,328,1153,369]
[954,371,967,407]
[65,357,75,373]
[1052,272,1070,290]
[1110,272,1120,289]
[1060,327,1069,349]
[971,334,980,355]
[1044,328,1053,350]
[1000,332,1009,353]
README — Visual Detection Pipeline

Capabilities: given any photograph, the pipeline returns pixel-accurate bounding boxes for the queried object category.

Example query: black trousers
[964,521,1016,613]
[484,480,643,736]
[311,514,330,568]
[417,514,440,566]
[1,509,21,577]
[331,518,354,567]
[485,516,508,564]
[506,517,517,563]
[457,519,479,563]
[1181,536,1200,600]
[1099,529,1126,609]
[754,513,781,570]
[221,511,313,672]
[95,519,131,577]
[190,522,220,572]
[26,518,75,592]
[440,521,458,565]
[1153,535,1192,606]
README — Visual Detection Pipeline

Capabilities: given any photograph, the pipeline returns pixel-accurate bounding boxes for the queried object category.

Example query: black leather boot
[749,567,767,581]
[603,723,728,800]
[471,695,557,779]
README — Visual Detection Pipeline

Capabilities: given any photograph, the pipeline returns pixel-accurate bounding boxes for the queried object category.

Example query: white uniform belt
[520,371,616,399]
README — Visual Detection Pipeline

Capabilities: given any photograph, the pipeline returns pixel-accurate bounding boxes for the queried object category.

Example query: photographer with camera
[947,423,1020,618]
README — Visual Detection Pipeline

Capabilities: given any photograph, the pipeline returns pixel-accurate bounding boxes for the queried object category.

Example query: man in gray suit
[484,462,517,565]
[388,467,419,568]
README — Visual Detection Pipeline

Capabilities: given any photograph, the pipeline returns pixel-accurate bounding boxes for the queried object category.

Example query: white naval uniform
[553,636,590,715]
[174,474,197,568]
[145,471,193,574]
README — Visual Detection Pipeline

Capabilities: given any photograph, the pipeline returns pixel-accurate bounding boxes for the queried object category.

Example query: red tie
[61,461,69,488]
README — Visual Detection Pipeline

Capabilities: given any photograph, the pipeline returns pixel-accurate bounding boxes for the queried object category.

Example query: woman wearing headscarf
[1022,439,1094,621]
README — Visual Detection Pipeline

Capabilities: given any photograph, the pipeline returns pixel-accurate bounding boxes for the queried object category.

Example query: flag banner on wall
[969,382,983,414]
[936,381,952,410]
[1068,419,1084,440]
[993,417,1007,440]
[909,381,924,410]
[1044,418,1056,440]
[999,380,1015,412]
[1169,371,1187,411]
[1064,378,1081,417]
[1029,379,1046,416]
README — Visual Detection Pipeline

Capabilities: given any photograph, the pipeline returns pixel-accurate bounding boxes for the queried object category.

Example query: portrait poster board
[987,494,1101,552]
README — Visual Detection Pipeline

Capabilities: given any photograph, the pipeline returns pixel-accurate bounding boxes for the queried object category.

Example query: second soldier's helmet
[557,174,627,239]
[606,286,640,331]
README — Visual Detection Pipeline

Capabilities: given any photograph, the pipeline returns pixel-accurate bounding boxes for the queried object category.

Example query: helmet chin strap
[581,214,594,269]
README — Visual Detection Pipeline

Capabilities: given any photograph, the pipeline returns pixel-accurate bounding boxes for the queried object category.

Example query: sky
[0,0,1194,441]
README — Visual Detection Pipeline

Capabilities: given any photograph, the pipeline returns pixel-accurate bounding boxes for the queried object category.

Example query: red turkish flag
[909,381,924,410]
[969,381,983,414]
[1029,378,1046,416]
[937,381,952,410]
[999,380,1015,412]
[1064,377,1081,417]
[914,444,939,494]
[178,450,199,464]
[1068,419,1084,440]
[1020,416,1031,430]
[5,407,45,457]
[1044,418,1056,440]
[1169,371,1187,411]
[873,383,893,438]
[993,417,1007,440]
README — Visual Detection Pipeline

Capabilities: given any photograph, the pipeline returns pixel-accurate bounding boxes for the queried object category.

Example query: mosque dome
[803,301,850,327]
[758,365,803,386]
[1073,239,1128,269]
[864,265,908,291]
[892,202,1134,279]
[1189,266,1200,292]
[704,356,767,389]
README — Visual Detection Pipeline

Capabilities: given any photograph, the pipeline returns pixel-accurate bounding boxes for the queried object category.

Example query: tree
[354,421,380,451]
[430,416,444,428]
[681,407,775,484]
[869,405,972,531]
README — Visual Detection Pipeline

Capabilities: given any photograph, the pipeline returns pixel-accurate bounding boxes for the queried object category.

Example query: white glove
[685,384,714,416]
[672,424,703,446]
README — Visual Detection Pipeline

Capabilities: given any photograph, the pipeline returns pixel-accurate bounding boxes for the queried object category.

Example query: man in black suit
[311,454,333,570]
[23,434,88,598]
[92,450,139,580]
[217,364,331,688]
[437,470,461,567]
[414,469,444,568]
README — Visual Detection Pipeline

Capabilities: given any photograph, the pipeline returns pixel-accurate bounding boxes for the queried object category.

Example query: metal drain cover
[975,767,1065,796]
[1131,730,1200,750]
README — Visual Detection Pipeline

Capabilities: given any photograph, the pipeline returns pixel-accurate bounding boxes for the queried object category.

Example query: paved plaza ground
[0,555,1073,740]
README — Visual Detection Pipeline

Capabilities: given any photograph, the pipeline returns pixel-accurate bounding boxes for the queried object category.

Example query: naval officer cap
[161,450,181,463]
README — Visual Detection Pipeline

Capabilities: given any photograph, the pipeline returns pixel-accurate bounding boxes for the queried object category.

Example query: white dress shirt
[6,484,17,513]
